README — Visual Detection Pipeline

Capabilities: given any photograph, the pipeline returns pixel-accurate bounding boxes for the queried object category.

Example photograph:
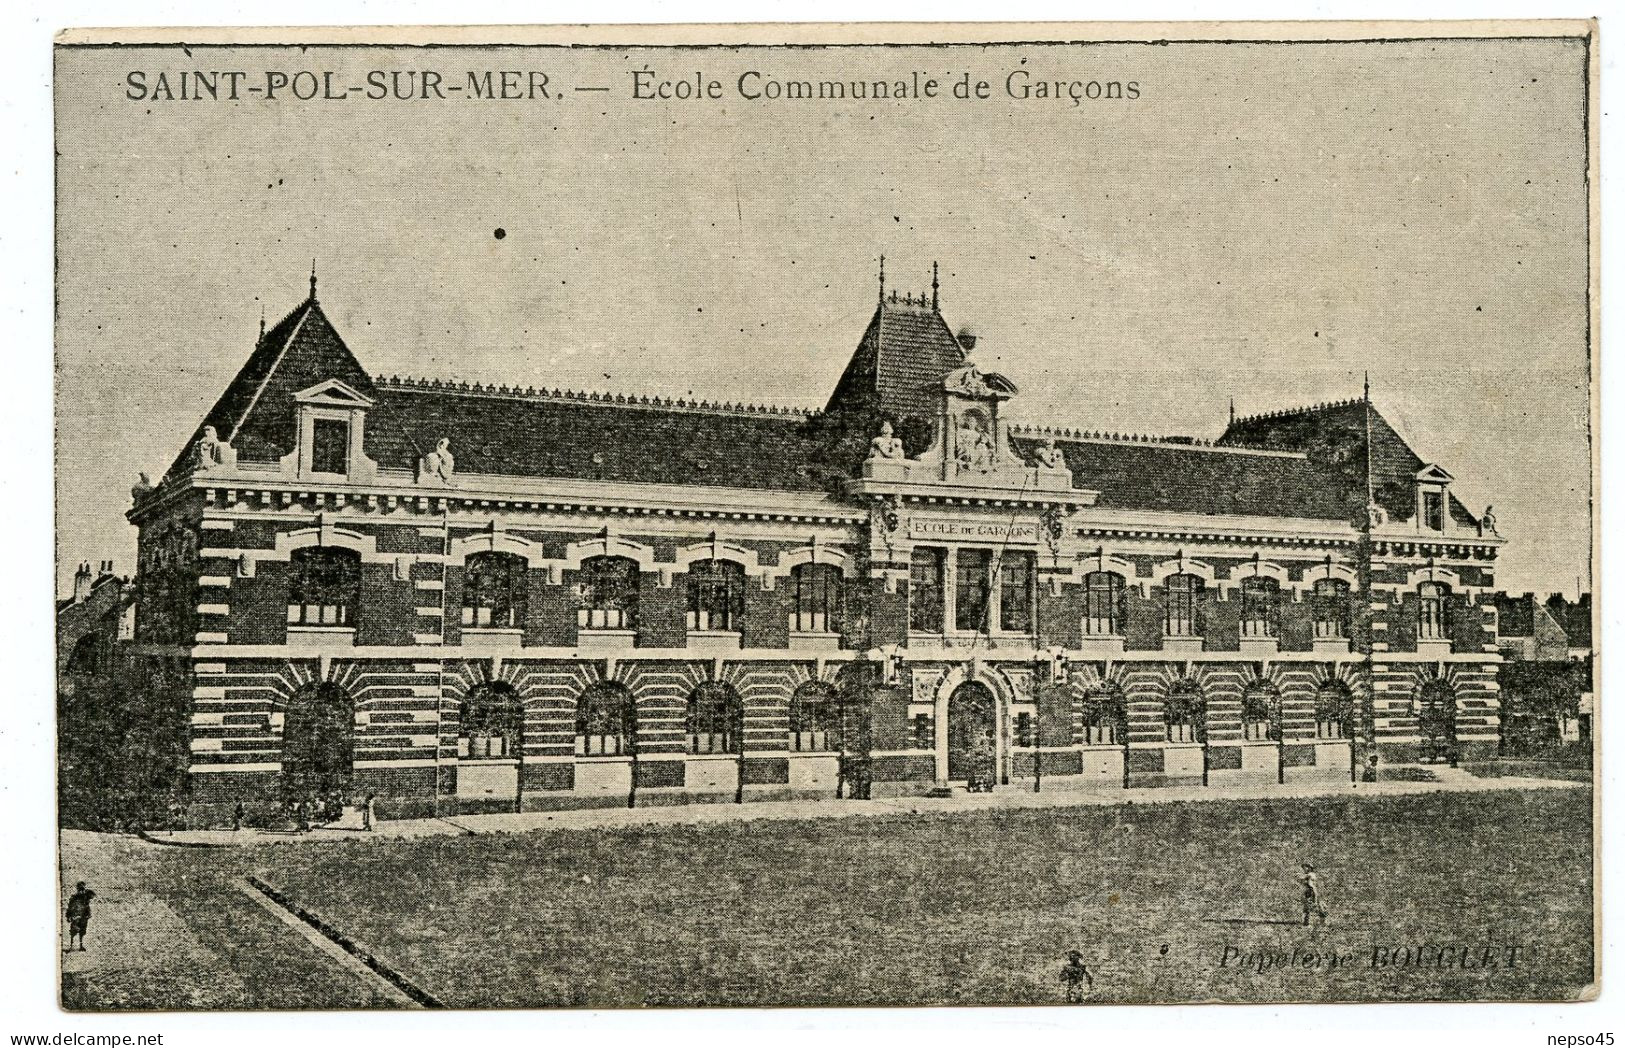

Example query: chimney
[72,561,92,603]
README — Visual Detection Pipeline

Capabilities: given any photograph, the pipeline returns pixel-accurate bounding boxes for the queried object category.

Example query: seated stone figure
[194,426,225,471]
[420,437,456,484]
[868,421,906,460]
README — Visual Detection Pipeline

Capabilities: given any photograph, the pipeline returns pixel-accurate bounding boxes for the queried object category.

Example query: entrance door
[947,682,997,781]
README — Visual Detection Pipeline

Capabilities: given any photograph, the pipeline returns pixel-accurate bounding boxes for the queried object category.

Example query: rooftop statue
[420,437,456,485]
[867,421,906,461]
[194,427,226,471]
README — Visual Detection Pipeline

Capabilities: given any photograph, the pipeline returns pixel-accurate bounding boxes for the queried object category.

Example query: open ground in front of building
[60,780,1593,1010]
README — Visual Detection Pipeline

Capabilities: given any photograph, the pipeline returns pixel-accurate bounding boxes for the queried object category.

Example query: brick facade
[112,278,1509,820]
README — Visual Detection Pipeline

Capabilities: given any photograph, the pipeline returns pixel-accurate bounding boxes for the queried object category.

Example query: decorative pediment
[1414,463,1454,484]
[849,334,1097,508]
[293,378,375,408]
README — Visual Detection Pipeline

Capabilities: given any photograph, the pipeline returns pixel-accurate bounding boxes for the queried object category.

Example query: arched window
[1166,680,1205,744]
[788,681,839,752]
[687,682,742,754]
[458,683,523,759]
[1083,571,1125,636]
[1164,574,1203,637]
[1418,581,1451,640]
[1313,577,1350,639]
[909,548,946,634]
[1315,680,1354,739]
[462,551,527,629]
[1241,681,1279,741]
[1080,683,1127,746]
[578,556,639,630]
[1239,577,1279,638]
[790,562,843,634]
[287,546,361,627]
[686,560,745,632]
[575,681,634,756]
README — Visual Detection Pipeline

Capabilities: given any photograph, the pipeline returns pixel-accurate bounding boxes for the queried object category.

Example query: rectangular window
[1422,491,1445,531]
[1083,572,1123,636]
[1313,578,1349,639]
[1418,582,1450,640]
[310,418,349,475]
[1240,577,1279,638]
[577,556,639,630]
[909,548,946,634]
[956,548,992,632]
[912,713,932,751]
[685,560,744,632]
[1164,574,1201,637]
[999,551,1035,633]
[791,563,843,634]
[1015,711,1035,748]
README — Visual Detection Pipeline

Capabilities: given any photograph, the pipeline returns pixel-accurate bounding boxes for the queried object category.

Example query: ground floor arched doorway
[946,681,998,783]
[1417,680,1458,763]
[281,682,354,806]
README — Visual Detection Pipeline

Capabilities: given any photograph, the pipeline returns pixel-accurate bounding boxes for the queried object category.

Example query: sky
[54,36,1591,598]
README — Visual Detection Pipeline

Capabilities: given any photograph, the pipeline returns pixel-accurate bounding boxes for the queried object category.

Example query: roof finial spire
[258,303,266,340]
[1229,396,1235,426]
[878,254,886,304]
[1363,370,1370,402]
[931,261,940,310]
[309,259,318,301]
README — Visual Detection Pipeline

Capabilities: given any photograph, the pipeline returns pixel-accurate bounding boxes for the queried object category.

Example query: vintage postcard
[53,20,1598,1010]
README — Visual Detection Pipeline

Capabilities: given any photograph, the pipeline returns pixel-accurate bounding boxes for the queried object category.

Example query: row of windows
[455,681,1359,759]
[908,548,1037,634]
[285,548,846,635]
[1078,685,1358,744]
[280,547,1457,643]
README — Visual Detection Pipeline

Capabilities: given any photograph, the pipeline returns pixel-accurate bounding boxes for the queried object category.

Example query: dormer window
[286,379,377,481]
[1421,490,1444,532]
[1414,464,1455,533]
[311,418,350,475]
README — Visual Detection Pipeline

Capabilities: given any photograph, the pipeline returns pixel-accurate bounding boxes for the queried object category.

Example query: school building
[119,263,1507,818]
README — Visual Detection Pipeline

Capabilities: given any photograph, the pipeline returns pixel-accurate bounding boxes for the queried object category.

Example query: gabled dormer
[280,378,378,481]
[159,273,420,486]
[1414,463,1455,533]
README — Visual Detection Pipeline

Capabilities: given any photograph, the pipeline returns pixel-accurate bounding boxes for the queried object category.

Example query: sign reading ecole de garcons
[907,518,1039,544]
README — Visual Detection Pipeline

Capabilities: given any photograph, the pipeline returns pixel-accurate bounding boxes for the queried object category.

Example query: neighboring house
[113,266,1509,820]
[1496,591,1593,753]
[57,562,138,827]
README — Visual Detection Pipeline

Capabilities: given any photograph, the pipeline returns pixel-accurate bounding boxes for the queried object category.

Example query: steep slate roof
[1013,435,1354,520]
[379,381,835,493]
[825,294,966,420]
[168,283,1482,530]
[165,290,421,481]
[1218,400,1479,528]
[1545,594,1592,648]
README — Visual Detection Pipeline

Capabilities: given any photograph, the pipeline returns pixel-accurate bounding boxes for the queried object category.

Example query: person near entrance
[65,881,95,952]
[362,792,376,831]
